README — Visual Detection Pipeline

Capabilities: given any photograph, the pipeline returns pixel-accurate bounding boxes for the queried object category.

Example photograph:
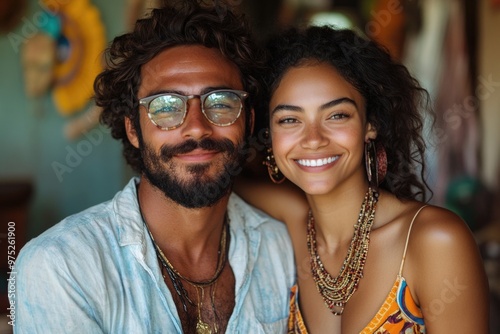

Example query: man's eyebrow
[271,97,357,115]
[143,89,182,97]
[142,86,233,98]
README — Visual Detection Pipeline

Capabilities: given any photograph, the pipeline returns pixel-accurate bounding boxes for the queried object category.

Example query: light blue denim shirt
[11,178,295,333]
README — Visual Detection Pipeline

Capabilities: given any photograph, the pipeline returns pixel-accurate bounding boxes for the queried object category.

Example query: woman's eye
[329,113,349,120]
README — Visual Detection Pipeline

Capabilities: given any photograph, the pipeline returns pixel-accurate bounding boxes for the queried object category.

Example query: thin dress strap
[398,205,428,276]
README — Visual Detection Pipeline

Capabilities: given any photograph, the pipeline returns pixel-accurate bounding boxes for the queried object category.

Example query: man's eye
[152,106,181,114]
[205,103,233,110]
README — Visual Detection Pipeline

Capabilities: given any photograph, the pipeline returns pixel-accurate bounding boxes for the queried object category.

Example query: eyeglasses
[139,89,249,130]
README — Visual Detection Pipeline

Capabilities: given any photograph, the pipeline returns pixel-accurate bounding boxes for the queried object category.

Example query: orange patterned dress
[288,206,427,334]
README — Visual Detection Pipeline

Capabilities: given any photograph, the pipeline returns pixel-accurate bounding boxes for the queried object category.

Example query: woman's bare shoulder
[404,204,489,331]
[409,205,476,248]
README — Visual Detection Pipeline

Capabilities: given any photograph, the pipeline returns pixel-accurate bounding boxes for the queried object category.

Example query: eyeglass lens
[148,91,242,128]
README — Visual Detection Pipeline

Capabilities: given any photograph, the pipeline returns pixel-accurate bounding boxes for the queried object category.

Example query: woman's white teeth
[296,156,338,167]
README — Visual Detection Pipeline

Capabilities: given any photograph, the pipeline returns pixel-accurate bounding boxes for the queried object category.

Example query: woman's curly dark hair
[265,26,433,201]
[94,0,265,173]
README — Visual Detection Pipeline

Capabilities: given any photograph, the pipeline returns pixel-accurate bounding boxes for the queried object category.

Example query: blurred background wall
[0,0,133,240]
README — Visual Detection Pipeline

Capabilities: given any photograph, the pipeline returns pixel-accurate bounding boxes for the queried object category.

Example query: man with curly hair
[11,1,295,333]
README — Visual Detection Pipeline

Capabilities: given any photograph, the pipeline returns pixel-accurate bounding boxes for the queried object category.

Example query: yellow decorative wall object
[43,0,106,116]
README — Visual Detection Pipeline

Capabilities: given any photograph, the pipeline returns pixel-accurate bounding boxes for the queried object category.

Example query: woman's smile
[295,155,339,167]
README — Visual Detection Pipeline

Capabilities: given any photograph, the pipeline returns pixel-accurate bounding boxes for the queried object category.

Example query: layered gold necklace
[307,187,378,315]
[143,213,229,334]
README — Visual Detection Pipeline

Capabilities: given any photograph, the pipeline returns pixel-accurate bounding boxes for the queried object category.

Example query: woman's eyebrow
[271,104,302,115]
[271,97,357,115]
[319,97,357,110]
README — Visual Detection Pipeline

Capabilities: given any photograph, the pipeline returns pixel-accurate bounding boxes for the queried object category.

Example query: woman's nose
[300,123,329,150]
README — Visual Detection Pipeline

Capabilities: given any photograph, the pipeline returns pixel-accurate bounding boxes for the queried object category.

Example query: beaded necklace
[141,208,229,334]
[307,187,378,315]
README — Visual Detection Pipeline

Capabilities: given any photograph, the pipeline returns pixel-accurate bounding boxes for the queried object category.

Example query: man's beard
[139,136,246,208]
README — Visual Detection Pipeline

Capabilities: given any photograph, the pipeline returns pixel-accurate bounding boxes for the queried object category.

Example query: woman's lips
[295,155,339,167]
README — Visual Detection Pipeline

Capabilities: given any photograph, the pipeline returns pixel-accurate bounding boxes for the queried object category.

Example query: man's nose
[179,98,213,139]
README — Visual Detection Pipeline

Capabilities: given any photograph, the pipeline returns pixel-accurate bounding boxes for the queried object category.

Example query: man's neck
[137,177,236,332]
[137,176,230,268]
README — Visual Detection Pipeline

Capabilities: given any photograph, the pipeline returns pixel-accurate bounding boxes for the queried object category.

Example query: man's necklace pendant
[196,320,212,334]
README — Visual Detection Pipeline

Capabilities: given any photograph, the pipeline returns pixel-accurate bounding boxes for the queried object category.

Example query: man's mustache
[159,138,236,161]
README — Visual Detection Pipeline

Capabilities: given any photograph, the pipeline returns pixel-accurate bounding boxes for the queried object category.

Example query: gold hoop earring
[262,128,286,184]
[365,140,378,189]
[264,147,286,184]
[364,140,387,190]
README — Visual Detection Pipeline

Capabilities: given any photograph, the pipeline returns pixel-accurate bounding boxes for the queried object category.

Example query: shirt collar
[112,177,264,288]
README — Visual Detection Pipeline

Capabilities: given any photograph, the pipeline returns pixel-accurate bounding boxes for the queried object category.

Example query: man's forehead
[139,45,244,96]
[144,45,238,74]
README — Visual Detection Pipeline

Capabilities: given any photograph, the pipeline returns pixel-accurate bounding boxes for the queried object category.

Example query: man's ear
[125,117,140,149]
[365,122,377,141]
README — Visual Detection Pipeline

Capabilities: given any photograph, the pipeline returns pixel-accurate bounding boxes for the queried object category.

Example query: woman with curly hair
[236,25,489,333]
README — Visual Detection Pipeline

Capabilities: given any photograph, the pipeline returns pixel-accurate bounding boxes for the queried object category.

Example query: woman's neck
[306,181,372,249]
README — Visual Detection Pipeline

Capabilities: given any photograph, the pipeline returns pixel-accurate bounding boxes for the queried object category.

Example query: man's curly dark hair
[265,26,433,201]
[94,0,265,173]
